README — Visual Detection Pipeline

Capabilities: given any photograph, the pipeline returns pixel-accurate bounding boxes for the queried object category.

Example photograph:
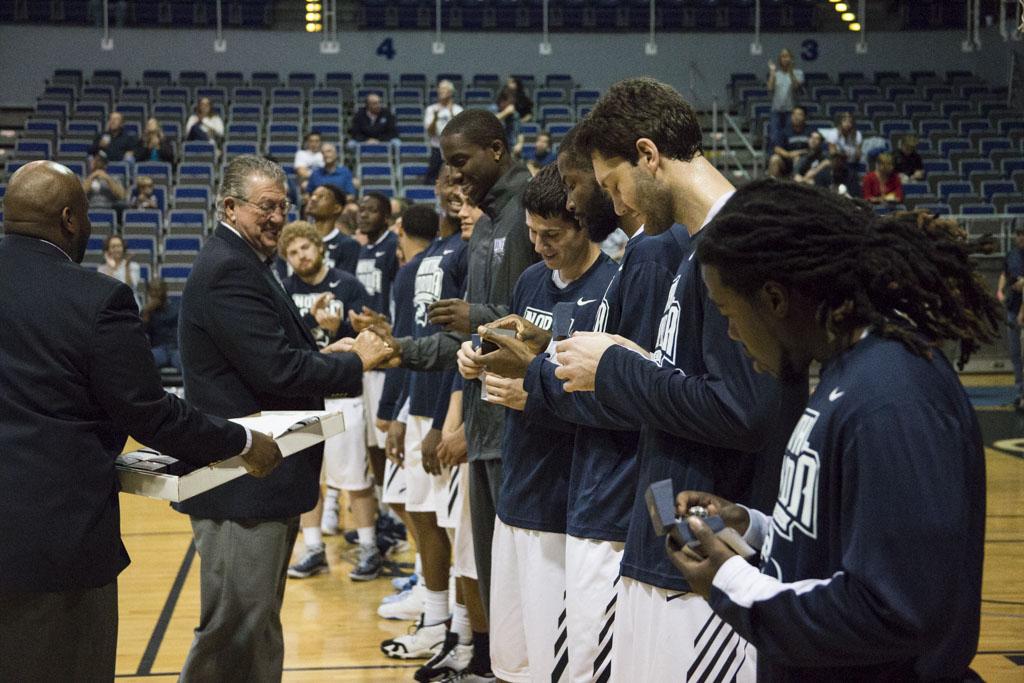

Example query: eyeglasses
[231,196,291,217]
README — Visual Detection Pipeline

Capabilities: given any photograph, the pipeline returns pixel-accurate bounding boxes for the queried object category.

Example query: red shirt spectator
[862,153,903,203]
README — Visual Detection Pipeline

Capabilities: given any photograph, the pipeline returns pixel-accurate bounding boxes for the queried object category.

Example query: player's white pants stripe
[688,612,754,683]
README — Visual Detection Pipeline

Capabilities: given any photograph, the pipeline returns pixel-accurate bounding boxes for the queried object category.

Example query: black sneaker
[415,632,474,682]
[349,543,383,581]
[286,547,328,578]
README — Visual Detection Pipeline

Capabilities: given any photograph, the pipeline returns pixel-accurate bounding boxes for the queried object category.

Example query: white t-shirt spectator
[820,127,863,162]
[424,103,464,149]
[770,69,804,113]
[294,149,324,172]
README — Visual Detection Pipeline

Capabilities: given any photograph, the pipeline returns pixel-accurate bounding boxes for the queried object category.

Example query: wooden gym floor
[113,376,1023,682]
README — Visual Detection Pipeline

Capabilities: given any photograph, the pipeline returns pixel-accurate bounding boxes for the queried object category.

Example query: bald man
[0,161,282,681]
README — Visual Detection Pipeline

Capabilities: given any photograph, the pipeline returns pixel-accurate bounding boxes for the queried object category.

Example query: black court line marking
[122,530,194,537]
[975,650,1024,655]
[135,541,196,675]
[983,539,1024,544]
[981,612,1024,619]
[117,664,420,677]
[983,598,1024,606]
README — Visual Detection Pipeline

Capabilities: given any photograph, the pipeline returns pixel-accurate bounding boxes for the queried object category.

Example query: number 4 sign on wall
[376,38,396,60]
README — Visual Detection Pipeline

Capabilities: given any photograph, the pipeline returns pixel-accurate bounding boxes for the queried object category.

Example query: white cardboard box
[116,410,345,502]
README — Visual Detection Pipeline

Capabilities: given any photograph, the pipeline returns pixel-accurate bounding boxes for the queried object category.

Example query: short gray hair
[217,155,287,221]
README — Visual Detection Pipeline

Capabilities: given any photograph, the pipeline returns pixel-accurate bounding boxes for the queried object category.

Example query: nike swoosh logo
[375,252,384,256]
[577,298,597,306]
[442,249,454,255]
[829,388,844,402]
[328,280,341,288]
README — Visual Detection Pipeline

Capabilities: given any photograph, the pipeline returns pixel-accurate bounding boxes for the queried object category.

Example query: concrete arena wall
[0,24,1012,107]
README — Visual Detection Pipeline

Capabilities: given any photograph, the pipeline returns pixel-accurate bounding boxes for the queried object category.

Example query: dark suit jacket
[349,107,399,142]
[0,234,246,593]
[175,223,363,520]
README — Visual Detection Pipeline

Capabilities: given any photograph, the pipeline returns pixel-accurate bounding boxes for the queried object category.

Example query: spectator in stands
[793,130,832,187]
[824,111,863,165]
[306,143,357,199]
[89,111,137,162]
[348,93,400,152]
[97,235,141,302]
[294,131,324,190]
[862,152,904,204]
[134,117,175,166]
[495,86,521,152]
[525,131,554,176]
[768,105,809,178]
[389,197,409,230]
[83,151,126,210]
[423,80,463,185]
[997,227,1024,410]
[130,175,159,210]
[766,47,804,149]
[504,76,533,121]
[305,184,361,274]
[185,97,224,150]
[141,278,182,374]
[894,134,925,182]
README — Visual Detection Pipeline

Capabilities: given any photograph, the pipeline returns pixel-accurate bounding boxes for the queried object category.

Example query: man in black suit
[175,155,392,681]
[0,160,283,681]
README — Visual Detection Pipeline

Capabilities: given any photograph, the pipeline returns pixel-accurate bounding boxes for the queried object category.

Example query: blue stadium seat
[902,182,929,197]
[224,142,258,160]
[156,87,190,106]
[215,71,246,89]
[938,139,970,157]
[539,106,573,125]
[124,209,162,236]
[267,122,301,144]
[135,161,172,185]
[123,234,157,267]
[35,102,70,122]
[177,163,215,185]
[142,70,173,87]
[463,89,494,107]
[535,89,567,107]
[981,138,1013,156]
[548,123,574,142]
[167,210,208,235]
[153,103,187,122]
[358,143,392,164]
[397,124,424,142]
[88,209,118,233]
[271,88,305,106]
[163,236,203,263]
[195,86,227,104]
[403,186,436,202]
[310,88,343,106]
[394,105,424,122]
[399,144,430,165]
[56,140,91,159]
[400,164,430,187]
[288,73,317,91]
[82,85,115,105]
[916,203,951,215]
[958,204,995,215]
[173,185,212,210]
[998,120,1024,136]
[393,89,424,105]
[1000,158,1024,176]
[937,181,971,202]
[226,122,260,142]
[359,164,394,190]
[880,120,913,138]
[309,105,342,123]
[960,159,993,176]
[63,161,86,177]
[923,159,952,174]
[232,88,266,106]
[182,141,216,163]
[252,72,282,91]
[266,143,299,161]
[159,264,193,293]
[1005,204,1024,215]
[981,181,1016,202]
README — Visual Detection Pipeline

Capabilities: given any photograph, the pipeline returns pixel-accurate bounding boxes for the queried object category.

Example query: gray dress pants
[179,516,300,683]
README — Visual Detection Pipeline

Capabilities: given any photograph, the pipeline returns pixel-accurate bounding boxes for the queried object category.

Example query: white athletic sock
[415,553,423,577]
[451,603,472,645]
[325,487,340,507]
[423,588,450,626]
[357,526,375,546]
[303,526,323,551]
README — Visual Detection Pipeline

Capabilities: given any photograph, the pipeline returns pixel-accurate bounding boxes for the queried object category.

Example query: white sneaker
[321,500,340,535]
[380,616,447,659]
[378,583,426,620]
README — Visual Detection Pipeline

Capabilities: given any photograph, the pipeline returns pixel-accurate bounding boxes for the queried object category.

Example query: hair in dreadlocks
[696,179,1000,369]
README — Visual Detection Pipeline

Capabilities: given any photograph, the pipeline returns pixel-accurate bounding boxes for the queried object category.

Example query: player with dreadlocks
[670,179,997,681]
